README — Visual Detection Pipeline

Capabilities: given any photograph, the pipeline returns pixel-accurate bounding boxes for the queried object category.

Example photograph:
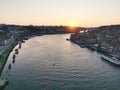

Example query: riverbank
[0,41,18,75]
[0,34,43,75]
[70,35,113,55]
[70,30,120,67]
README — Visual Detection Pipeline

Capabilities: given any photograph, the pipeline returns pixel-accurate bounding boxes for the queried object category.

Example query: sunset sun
[66,21,78,32]
[68,21,77,28]
[70,23,75,28]
[70,23,75,27]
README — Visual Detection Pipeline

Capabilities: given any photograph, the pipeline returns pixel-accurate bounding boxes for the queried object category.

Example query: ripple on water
[3,34,120,90]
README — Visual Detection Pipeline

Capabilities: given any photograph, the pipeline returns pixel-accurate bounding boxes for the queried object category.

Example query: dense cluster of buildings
[70,25,120,59]
[0,24,24,47]
[0,24,82,55]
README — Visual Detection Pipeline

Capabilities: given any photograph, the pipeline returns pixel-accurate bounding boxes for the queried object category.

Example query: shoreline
[0,34,43,75]
[0,42,18,75]
[69,33,120,66]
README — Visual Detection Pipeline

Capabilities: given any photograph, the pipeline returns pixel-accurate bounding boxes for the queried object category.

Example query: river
[1,34,120,90]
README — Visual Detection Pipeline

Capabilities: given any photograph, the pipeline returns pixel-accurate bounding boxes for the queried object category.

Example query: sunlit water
[1,34,120,90]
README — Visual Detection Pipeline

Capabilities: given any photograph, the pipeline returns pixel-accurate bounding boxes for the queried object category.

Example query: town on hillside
[0,24,82,50]
[70,25,120,59]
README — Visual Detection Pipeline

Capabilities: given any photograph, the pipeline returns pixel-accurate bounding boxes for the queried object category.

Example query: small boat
[101,55,120,66]
[12,54,16,60]
[15,50,19,54]
[19,44,21,49]
[15,51,18,54]
[66,38,70,41]
[15,49,18,52]
[0,79,8,88]
[8,64,11,70]
[12,59,15,63]
[22,40,25,43]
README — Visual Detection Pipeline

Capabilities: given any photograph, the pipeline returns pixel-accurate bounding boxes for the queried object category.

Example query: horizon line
[0,23,120,28]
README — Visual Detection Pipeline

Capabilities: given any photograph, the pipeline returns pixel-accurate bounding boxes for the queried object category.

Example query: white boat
[101,55,120,66]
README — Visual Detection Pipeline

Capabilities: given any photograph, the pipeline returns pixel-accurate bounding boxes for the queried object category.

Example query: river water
[1,34,120,90]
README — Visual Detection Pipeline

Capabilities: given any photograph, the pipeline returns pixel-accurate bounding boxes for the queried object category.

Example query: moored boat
[15,49,19,54]
[12,54,16,59]
[8,64,11,69]
[101,55,120,66]
[22,40,25,43]
[15,49,18,52]
[66,38,70,41]
[19,44,21,49]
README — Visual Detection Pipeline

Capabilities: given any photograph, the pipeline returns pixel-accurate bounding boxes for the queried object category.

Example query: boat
[15,49,18,52]
[101,55,120,66]
[12,54,16,60]
[22,40,25,43]
[0,79,8,88]
[15,51,18,54]
[12,59,15,63]
[15,49,19,54]
[19,44,21,49]
[66,38,70,41]
[8,64,11,69]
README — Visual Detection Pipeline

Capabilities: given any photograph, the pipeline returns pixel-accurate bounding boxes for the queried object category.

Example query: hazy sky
[0,0,120,27]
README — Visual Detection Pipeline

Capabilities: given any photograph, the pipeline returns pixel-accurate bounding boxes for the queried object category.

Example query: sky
[0,0,120,27]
